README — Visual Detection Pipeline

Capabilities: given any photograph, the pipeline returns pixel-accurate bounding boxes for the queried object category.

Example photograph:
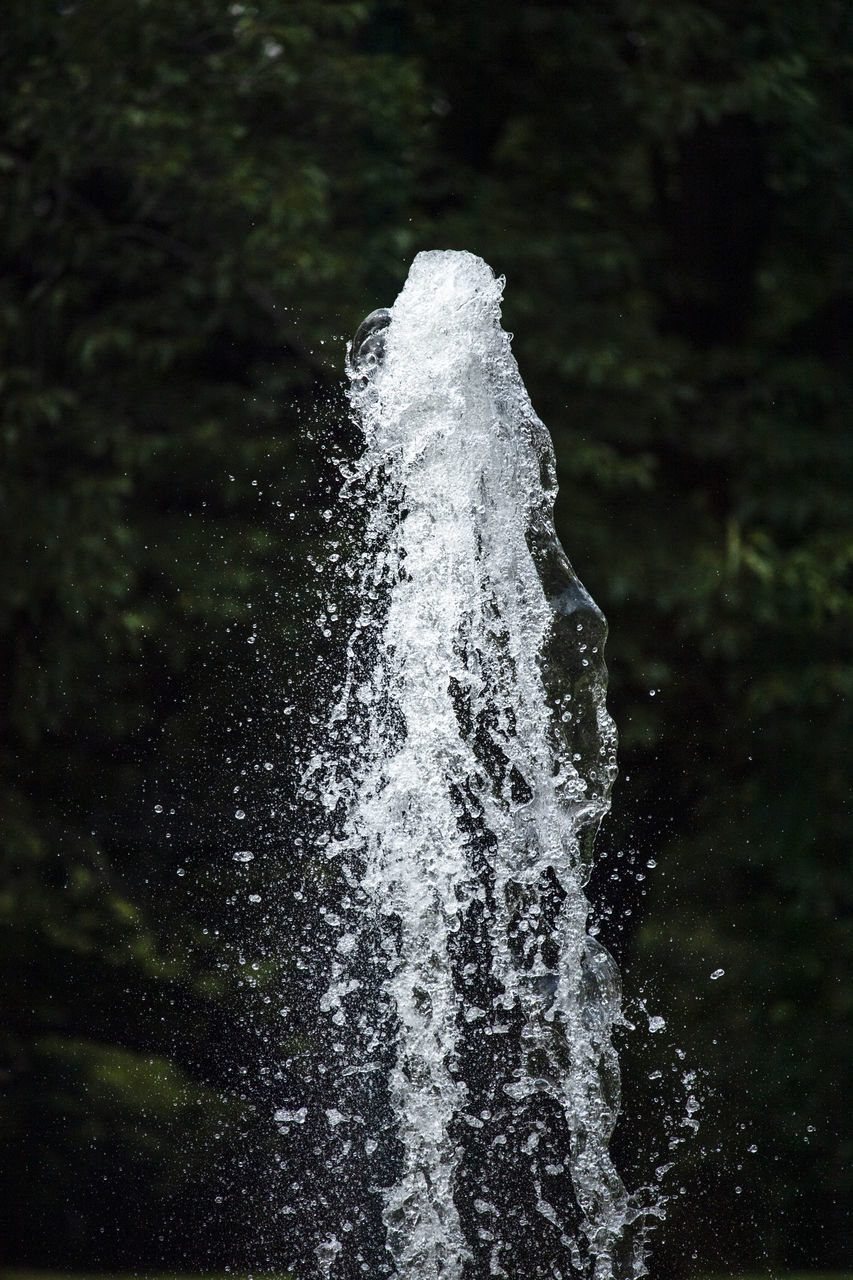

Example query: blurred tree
[1,0,850,1275]
[389,1,853,1273]
[0,0,429,1269]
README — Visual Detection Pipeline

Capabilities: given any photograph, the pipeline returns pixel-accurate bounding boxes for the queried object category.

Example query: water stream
[286,251,655,1280]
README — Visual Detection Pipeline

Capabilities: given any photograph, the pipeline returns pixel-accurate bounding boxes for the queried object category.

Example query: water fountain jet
[286,250,656,1280]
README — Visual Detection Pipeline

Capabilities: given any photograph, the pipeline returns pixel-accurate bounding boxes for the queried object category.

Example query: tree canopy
[1,1,850,1275]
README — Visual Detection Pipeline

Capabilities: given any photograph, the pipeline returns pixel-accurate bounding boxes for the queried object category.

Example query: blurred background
[1,1,851,1277]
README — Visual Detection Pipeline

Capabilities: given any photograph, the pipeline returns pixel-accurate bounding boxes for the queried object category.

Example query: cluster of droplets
[282,253,662,1280]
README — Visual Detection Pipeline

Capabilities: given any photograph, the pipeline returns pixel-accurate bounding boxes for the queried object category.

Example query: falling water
[286,251,656,1280]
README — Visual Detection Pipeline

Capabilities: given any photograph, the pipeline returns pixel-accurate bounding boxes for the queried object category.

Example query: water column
[294,251,649,1280]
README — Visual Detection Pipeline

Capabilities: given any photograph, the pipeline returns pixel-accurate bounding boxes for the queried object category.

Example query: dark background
[1,1,851,1276]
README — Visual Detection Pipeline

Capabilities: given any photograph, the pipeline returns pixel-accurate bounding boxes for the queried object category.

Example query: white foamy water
[294,251,655,1280]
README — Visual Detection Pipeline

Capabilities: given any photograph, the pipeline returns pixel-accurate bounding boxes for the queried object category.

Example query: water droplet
[264,762,273,771]
[748,1144,757,1153]
[176,867,185,877]
[248,893,261,903]
[646,858,657,868]
[710,968,725,980]
[649,689,656,697]
[248,635,256,645]
[235,809,246,820]
[233,850,254,862]
[274,1107,308,1125]
[154,804,163,813]
[648,1015,666,1033]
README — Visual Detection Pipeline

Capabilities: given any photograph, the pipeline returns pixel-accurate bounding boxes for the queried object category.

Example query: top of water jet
[350,250,510,386]
[391,249,507,351]
[348,251,556,512]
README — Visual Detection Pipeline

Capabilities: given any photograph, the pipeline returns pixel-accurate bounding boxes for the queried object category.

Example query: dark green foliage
[1,0,426,1267]
[1,0,850,1275]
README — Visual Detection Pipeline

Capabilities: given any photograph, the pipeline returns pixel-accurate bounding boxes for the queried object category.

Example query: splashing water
[289,251,657,1280]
